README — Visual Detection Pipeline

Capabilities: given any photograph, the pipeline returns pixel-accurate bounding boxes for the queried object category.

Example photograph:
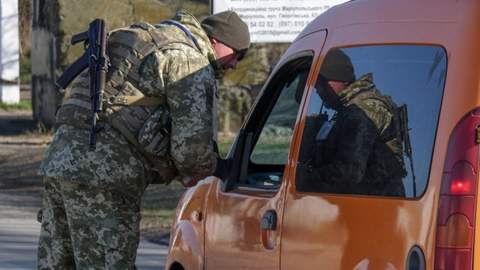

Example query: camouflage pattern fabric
[298,74,407,196]
[38,177,140,270]
[38,10,219,269]
[44,10,219,186]
[40,124,148,197]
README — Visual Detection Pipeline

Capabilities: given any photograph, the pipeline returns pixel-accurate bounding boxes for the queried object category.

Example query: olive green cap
[201,11,250,59]
[320,49,355,83]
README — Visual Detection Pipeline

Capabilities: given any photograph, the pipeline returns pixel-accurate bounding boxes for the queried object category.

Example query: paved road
[0,213,168,269]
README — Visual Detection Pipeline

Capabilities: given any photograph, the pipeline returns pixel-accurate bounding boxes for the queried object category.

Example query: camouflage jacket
[40,11,219,195]
[306,74,406,196]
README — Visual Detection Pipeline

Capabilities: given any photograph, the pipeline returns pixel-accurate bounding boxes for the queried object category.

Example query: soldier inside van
[297,49,407,196]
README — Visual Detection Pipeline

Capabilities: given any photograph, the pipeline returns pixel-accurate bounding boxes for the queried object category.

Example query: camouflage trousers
[37,176,142,270]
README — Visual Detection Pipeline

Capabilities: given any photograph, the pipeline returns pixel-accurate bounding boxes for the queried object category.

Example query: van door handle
[261,210,277,231]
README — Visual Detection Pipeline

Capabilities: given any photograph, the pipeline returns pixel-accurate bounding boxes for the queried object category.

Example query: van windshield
[296,45,447,198]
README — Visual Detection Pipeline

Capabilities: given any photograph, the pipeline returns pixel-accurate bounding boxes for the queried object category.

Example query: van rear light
[434,109,480,270]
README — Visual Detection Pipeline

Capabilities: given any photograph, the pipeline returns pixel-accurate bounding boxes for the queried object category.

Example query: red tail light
[435,109,480,270]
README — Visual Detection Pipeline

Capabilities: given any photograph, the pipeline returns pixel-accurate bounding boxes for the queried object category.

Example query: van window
[250,70,308,165]
[296,45,447,198]
[237,55,312,189]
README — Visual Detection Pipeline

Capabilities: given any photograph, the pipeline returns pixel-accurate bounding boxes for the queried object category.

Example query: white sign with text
[212,0,349,43]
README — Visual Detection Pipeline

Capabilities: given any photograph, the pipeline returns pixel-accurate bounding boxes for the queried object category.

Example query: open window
[224,54,313,191]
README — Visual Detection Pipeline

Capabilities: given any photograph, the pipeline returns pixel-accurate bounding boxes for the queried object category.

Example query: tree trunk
[31,0,61,129]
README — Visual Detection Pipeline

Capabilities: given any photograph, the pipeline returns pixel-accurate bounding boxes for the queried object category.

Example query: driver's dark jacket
[298,74,407,196]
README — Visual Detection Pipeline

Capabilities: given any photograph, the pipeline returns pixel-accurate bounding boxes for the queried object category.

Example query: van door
[281,45,447,269]
[203,54,313,269]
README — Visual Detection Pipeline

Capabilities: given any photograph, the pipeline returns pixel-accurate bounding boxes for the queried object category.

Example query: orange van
[165,0,480,269]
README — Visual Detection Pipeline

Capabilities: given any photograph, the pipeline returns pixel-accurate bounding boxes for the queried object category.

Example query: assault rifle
[56,19,108,150]
[398,104,417,197]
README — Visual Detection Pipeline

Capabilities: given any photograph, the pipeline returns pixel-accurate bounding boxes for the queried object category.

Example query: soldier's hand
[175,175,199,188]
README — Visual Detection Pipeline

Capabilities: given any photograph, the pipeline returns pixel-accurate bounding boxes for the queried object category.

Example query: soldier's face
[316,78,341,109]
[327,81,348,94]
[211,39,238,70]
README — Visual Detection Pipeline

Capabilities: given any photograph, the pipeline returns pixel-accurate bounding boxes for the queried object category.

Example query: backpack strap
[159,20,202,51]
[132,21,200,53]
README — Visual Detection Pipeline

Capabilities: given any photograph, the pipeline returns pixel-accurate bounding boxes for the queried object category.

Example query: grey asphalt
[0,213,167,270]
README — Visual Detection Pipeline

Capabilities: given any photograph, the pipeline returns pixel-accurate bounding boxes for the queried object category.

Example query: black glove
[213,157,231,179]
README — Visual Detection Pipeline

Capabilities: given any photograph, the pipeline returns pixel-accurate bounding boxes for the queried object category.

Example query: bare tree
[19,0,32,58]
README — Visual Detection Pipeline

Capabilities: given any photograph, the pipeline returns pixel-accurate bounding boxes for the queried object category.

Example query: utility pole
[31,0,60,128]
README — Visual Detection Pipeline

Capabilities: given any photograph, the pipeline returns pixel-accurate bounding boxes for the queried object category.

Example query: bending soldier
[37,10,250,269]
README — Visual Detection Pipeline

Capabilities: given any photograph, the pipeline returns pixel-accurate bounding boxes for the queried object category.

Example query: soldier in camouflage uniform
[37,10,250,269]
[299,49,406,196]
